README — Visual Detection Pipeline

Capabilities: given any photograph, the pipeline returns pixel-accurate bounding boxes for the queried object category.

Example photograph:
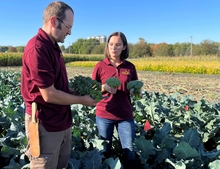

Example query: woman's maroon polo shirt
[92,58,138,120]
[21,28,72,132]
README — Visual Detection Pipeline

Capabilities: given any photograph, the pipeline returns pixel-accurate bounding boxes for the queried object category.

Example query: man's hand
[81,95,97,106]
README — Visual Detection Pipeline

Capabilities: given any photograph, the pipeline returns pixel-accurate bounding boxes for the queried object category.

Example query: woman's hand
[102,84,117,94]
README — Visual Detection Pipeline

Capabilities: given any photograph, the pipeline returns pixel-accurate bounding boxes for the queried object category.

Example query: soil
[1,66,220,103]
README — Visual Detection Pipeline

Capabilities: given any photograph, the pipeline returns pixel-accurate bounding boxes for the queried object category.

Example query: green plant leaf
[173,141,200,160]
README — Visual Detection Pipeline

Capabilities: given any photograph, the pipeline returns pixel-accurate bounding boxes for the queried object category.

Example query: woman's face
[108,35,126,59]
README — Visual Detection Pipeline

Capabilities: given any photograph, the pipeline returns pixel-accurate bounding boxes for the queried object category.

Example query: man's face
[55,9,74,43]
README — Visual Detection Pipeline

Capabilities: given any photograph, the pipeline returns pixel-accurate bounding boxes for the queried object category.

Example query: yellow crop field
[1,52,220,75]
[66,56,220,75]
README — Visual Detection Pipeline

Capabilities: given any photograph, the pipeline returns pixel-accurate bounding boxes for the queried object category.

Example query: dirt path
[1,66,220,103]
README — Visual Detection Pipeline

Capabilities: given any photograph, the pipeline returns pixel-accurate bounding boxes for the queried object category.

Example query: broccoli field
[1,66,220,103]
[1,67,220,169]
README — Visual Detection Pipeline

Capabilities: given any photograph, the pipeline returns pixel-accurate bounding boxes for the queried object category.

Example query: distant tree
[173,43,190,56]
[138,38,145,43]
[72,38,100,54]
[185,46,191,56]
[173,43,182,56]
[0,46,9,52]
[215,42,220,56]
[128,43,134,57]
[199,39,218,55]
[7,46,17,52]
[168,44,175,56]
[153,43,170,56]
[60,45,65,52]
[130,38,151,58]
[82,39,100,54]
[192,44,202,56]
[16,46,25,53]
[149,44,155,56]
[67,46,74,54]
[216,42,220,47]
[72,39,85,54]
[91,44,105,54]
[52,38,220,56]
[82,45,94,54]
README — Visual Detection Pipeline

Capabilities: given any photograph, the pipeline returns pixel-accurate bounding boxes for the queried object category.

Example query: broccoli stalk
[127,80,144,100]
[105,77,121,88]
[69,75,102,102]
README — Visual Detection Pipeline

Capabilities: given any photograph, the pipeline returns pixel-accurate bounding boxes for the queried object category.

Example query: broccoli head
[105,77,121,88]
[69,75,102,102]
[127,80,144,100]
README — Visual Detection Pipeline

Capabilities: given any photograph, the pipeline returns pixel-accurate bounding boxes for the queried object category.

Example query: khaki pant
[25,114,72,169]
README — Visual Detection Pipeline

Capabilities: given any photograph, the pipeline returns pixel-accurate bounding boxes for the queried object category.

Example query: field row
[67,56,220,75]
[1,53,220,75]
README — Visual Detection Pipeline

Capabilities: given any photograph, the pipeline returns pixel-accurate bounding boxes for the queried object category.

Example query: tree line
[1,38,220,58]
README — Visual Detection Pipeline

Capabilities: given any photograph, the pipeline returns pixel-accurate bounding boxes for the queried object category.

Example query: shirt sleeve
[26,46,55,89]
[131,64,138,81]
[92,63,101,82]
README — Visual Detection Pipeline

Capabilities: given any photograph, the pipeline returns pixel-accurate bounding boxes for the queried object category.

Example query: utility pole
[190,36,193,57]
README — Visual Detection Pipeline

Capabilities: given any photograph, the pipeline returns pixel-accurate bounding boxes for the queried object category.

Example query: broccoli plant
[105,77,121,88]
[69,75,102,102]
[127,80,144,100]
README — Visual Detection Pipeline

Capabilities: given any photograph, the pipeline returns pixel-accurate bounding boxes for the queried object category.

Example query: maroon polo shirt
[92,58,138,120]
[21,28,72,132]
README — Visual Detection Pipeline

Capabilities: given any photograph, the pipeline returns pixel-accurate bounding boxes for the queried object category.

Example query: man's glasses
[56,17,72,30]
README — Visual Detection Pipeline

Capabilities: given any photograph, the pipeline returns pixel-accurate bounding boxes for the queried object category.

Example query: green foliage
[173,42,191,56]
[153,43,171,56]
[59,45,65,52]
[69,75,102,102]
[7,46,17,53]
[1,36,220,57]
[133,91,220,168]
[130,38,152,58]
[72,38,101,54]
[0,71,28,169]
[105,77,121,88]
[0,53,103,67]
[63,54,103,63]
[1,71,220,168]
[91,43,105,54]
[127,80,144,100]
[0,46,9,52]
[16,46,25,53]
[199,39,219,56]
[0,53,22,66]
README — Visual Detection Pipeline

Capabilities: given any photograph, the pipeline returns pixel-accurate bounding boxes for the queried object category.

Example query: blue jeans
[96,116,136,161]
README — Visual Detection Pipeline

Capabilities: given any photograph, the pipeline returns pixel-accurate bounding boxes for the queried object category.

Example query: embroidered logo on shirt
[122,70,130,75]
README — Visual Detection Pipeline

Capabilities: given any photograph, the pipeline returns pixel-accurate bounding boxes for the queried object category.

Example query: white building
[87,35,106,43]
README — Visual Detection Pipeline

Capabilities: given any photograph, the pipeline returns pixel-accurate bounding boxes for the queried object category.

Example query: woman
[92,32,138,168]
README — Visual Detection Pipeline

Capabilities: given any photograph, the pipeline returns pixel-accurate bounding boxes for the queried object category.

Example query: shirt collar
[38,28,59,50]
[103,57,126,66]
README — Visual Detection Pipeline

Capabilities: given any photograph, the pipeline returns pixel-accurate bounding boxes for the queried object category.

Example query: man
[21,1,97,168]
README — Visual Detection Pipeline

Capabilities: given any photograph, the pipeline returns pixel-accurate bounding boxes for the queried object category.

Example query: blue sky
[0,0,219,48]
